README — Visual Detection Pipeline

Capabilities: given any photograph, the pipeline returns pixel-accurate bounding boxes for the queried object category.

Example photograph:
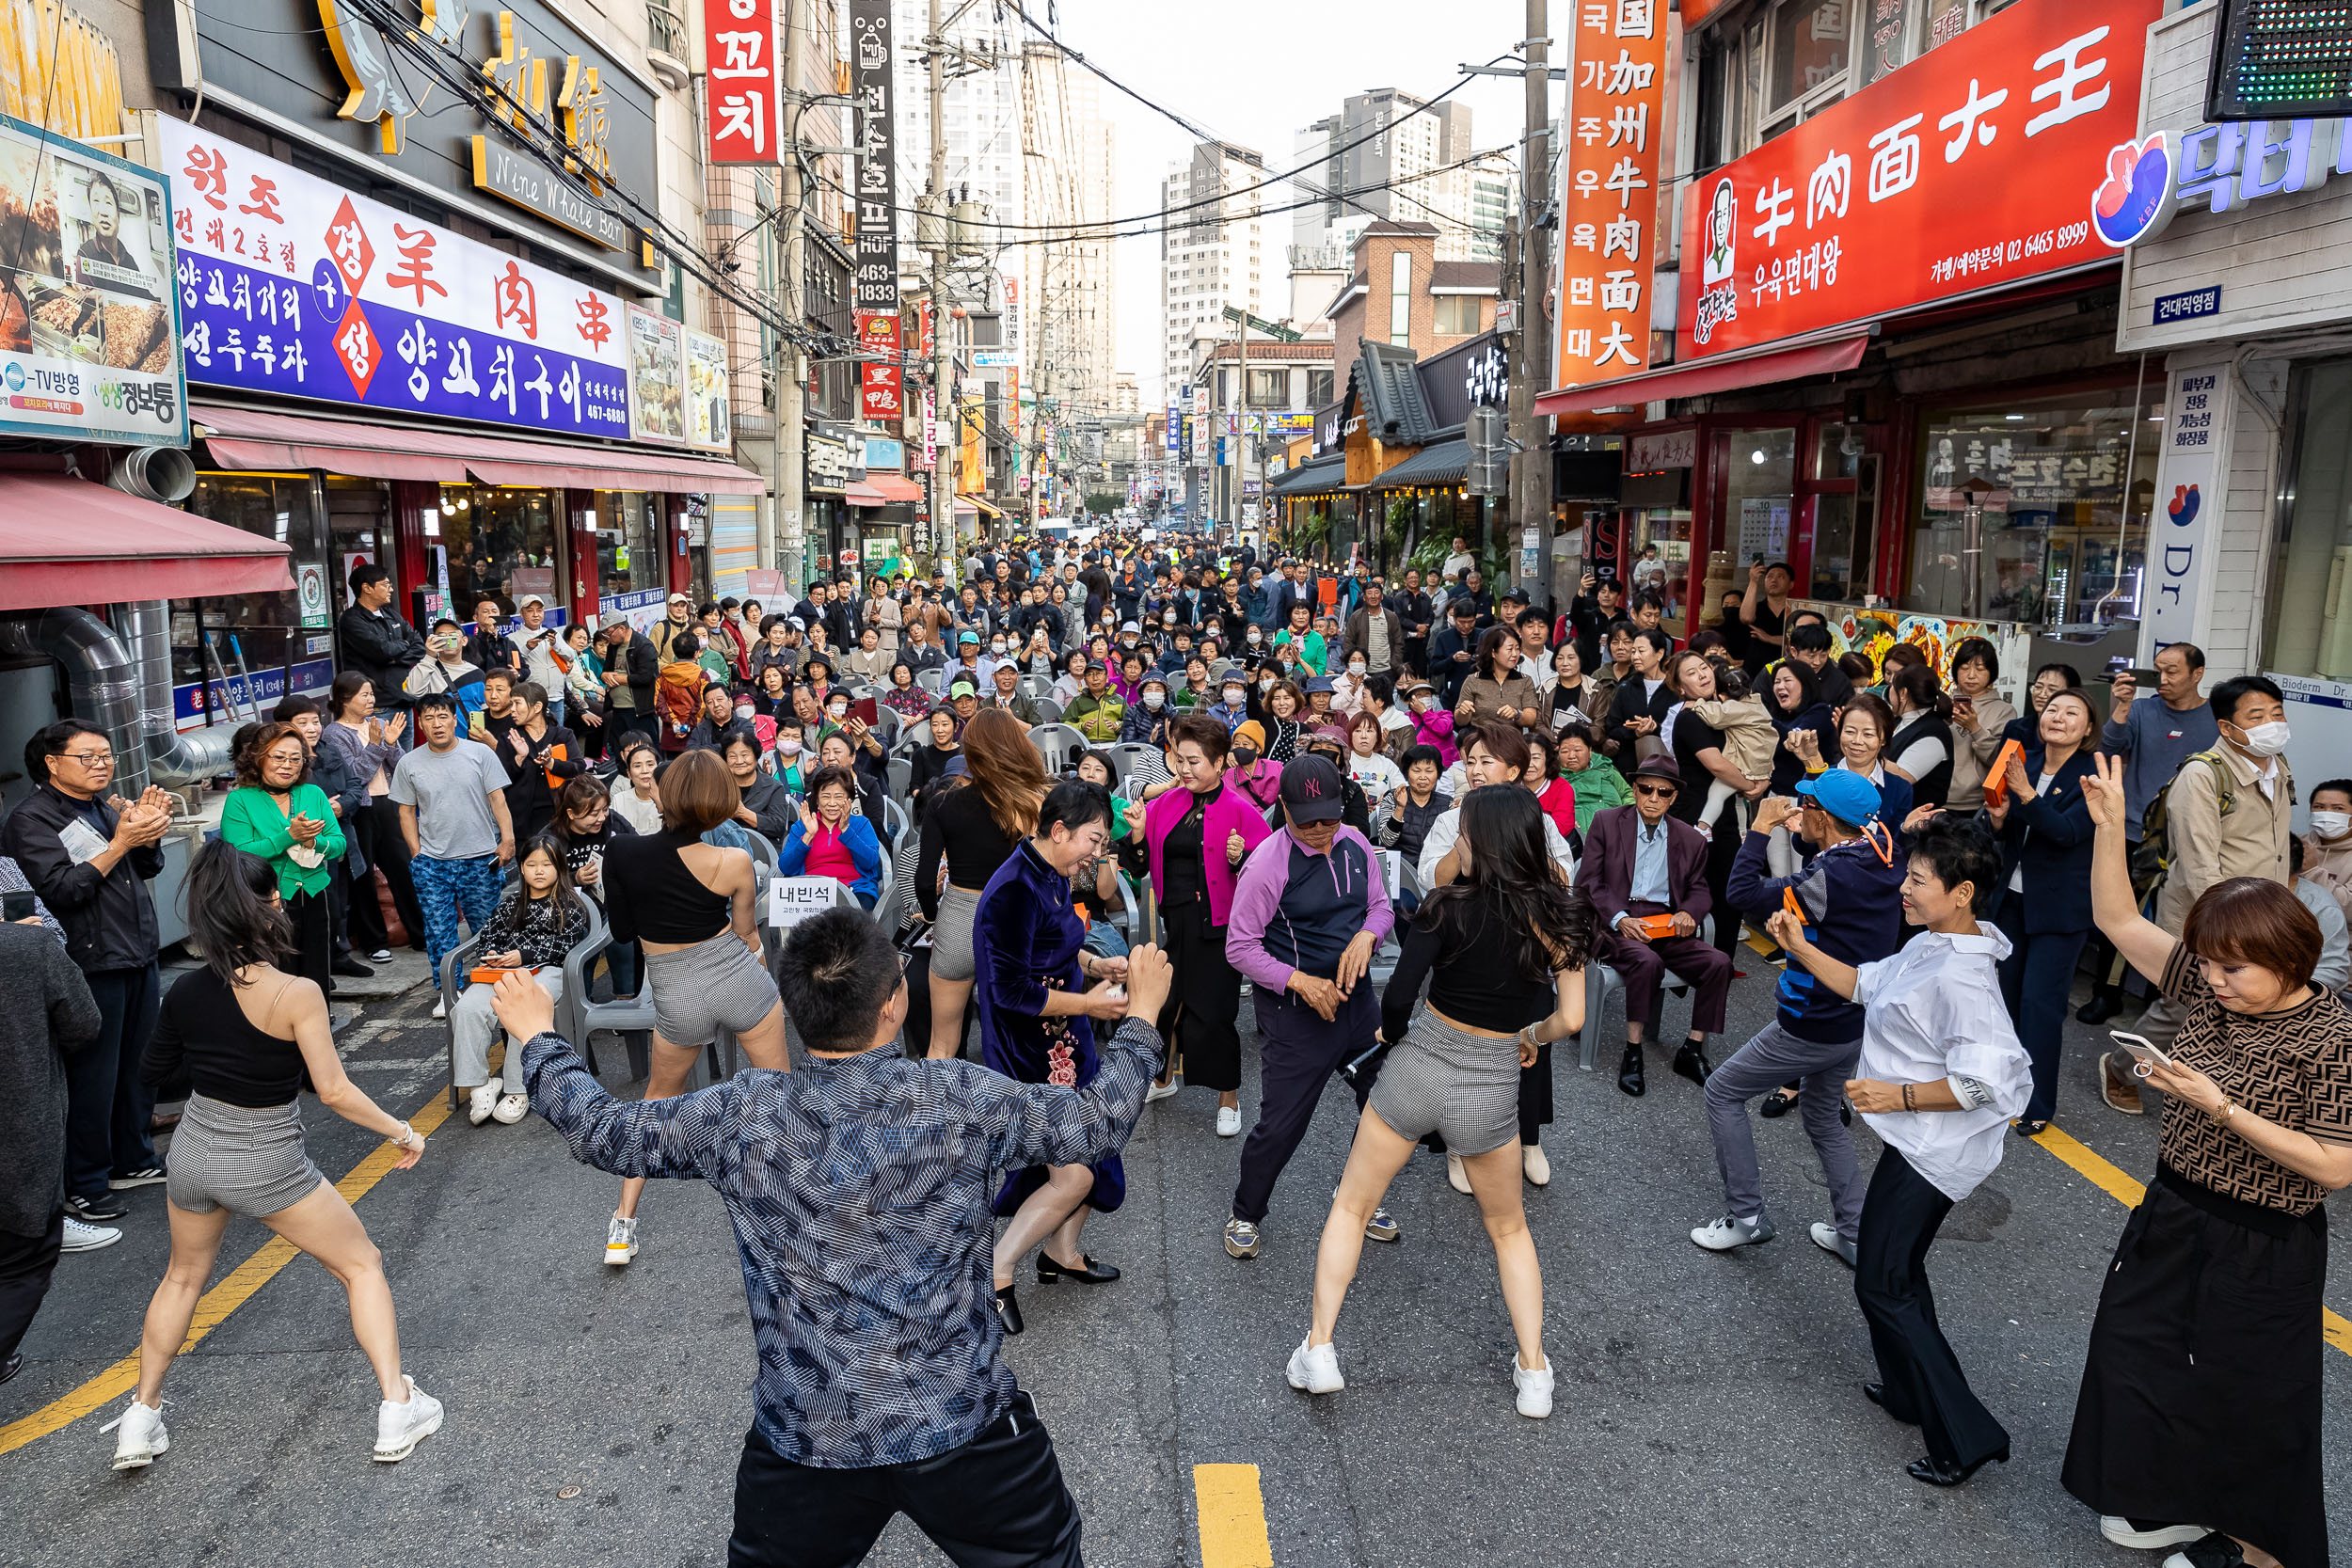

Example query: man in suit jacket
[1581,755,1732,1097]
[1342,580,1406,680]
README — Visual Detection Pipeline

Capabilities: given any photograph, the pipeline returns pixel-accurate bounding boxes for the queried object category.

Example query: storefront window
[2263,359,2352,679]
[596,490,663,603]
[1906,394,2158,626]
[1629,505,1693,636]
[433,483,561,616]
[1771,0,1850,111]
[177,472,328,719]
[1808,423,1879,602]
[1727,425,1797,567]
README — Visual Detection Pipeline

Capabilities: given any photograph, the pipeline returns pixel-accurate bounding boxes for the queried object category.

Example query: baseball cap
[943,754,971,778]
[519,594,546,609]
[1279,754,1346,824]
[1794,768,1882,827]
[958,628,979,643]
[948,678,977,699]
[1120,620,1141,635]
[668,592,691,605]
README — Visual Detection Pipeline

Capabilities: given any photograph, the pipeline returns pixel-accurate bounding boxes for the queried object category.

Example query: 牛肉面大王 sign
[162,117,630,439]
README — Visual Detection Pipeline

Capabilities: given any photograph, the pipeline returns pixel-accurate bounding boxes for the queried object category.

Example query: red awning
[193,404,766,494]
[847,474,924,505]
[1534,333,1873,416]
[0,472,294,610]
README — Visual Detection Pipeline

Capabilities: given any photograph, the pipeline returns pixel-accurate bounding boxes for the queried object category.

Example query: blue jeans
[410,854,503,994]
[66,962,160,1199]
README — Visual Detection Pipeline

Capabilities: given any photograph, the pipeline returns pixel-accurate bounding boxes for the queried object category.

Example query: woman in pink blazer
[1126,713,1272,1135]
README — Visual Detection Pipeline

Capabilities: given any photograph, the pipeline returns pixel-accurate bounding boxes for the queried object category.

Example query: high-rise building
[1289,90,1480,265]
[1022,45,1118,438]
[1158,140,1267,401]
[1467,153,1518,265]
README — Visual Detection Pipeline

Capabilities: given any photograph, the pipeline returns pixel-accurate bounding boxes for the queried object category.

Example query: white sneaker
[1216,1105,1242,1137]
[61,1215,121,1253]
[1690,1213,1775,1251]
[368,948,392,963]
[2101,1518,2209,1550]
[1514,1355,1554,1418]
[373,1375,443,1462]
[1521,1144,1550,1186]
[103,1398,167,1468]
[605,1212,639,1265]
[467,1082,500,1127]
[1144,1076,1181,1103]
[431,995,447,1021]
[1285,1337,1343,1395]
[491,1092,531,1125]
[1810,1221,1858,1268]
[1446,1151,1471,1195]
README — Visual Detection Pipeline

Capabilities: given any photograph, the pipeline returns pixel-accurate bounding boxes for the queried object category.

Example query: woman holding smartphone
[2060,753,2352,1568]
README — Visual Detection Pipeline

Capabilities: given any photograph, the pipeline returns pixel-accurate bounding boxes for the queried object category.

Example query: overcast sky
[1038,0,1547,403]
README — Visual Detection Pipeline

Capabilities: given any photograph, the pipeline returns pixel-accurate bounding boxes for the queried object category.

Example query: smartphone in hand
[2110,1030,2175,1076]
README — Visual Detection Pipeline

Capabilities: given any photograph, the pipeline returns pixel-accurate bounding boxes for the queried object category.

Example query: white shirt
[1416,803,1576,888]
[1347,752,1404,802]
[612,788,665,835]
[1851,927,2033,1200]
[1441,551,1476,581]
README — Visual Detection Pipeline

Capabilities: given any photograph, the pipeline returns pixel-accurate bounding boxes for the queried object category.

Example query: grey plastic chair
[886,756,913,802]
[1027,721,1089,776]
[1017,673,1055,701]
[881,795,911,850]
[1572,914,1717,1071]
[916,667,944,696]
[1104,742,1159,788]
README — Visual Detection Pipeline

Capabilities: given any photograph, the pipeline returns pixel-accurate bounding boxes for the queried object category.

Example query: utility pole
[1508,0,1550,606]
[774,0,806,589]
[927,0,953,563]
[1232,293,1248,540]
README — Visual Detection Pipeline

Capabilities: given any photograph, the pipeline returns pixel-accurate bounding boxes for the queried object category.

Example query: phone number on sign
[1931,221,2091,286]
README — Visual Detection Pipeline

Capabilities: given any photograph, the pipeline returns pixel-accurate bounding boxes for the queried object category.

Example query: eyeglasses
[1633,783,1677,799]
[58,750,115,767]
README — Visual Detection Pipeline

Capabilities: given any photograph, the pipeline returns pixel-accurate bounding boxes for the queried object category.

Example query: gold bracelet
[2217,1099,2237,1124]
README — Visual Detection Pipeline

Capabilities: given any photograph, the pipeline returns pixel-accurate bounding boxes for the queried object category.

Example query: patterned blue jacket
[520,1018,1158,1467]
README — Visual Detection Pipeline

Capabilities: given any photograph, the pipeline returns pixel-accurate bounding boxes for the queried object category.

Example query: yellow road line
[2030,1122,2352,1357]
[0,1075,460,1459]
[1195,1464,1275,1568]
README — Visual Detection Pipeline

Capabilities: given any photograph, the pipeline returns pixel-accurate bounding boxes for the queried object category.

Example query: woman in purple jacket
[1122,714,1271,1135]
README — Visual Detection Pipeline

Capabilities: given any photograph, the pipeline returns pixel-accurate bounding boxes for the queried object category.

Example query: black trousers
[1156,898,1243,1092]
[0,1210,63,1364]
[728,1396,1080,1568]
[1855,1145,2010,1468]
[1232,986,1376,1225]
[288,886,333,995]
[353,796,426,952]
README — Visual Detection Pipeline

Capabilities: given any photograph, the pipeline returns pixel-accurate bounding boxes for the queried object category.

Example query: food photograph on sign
[0,116,183,443]
[628,306,684,444]
[686,329,730,451]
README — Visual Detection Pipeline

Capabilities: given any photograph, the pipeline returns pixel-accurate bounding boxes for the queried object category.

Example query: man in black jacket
[0,914,103,1384]
[338,565,427,710]
[1,721,173,1222]
[599,620,661,746]
[1427,598,1484,707]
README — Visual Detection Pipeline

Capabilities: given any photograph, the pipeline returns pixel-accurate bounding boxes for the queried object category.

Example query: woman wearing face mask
[1121,673,1174,749]
[1328,652,1372,719]
[1406,678,1459,767]
[1982,688,2101,1135]
[2298,779,2352,922]
[1206,675,1249,735]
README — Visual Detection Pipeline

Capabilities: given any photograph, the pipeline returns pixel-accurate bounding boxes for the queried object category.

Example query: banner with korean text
[705,0,781,165]
[1677,0,2161,363]
[1551,0,1668,394]
[858,309,901,420]
[850,0,898,312]
[160,117,630,438]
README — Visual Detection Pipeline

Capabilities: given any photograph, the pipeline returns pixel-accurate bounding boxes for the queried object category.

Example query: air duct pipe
[10,606,151,799]
[117,600,238,788]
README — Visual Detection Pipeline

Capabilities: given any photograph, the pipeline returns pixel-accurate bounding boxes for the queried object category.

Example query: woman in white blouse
[1766,815,2030,1491]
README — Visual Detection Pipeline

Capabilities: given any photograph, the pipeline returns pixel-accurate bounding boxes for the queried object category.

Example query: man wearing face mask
[2299,779,2352,921]
[2106,675,2297,1110]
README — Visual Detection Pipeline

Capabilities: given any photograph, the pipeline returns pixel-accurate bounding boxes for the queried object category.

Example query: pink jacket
[1413,708,1458,766]
[1143,782,1273,927]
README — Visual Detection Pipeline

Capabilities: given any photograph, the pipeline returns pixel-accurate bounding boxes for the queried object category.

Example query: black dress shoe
[1616,1043,1645,1098]
[1758,1085,1801,1119]
[1862,1383,1917,1423]
[1673,1042,1712,1085]
[1906,1448,2007,1486]
[2076,987,2123,1025]
[1038,1253,1120,1284]
[332,958,374,978]
[994,1284,1024,1336]
[0,1352,21,1386]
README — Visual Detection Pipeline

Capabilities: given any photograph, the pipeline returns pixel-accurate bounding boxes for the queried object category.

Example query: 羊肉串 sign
[1677,0,2161,362]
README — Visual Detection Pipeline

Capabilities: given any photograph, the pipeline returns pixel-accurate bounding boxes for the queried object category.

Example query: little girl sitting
[1685,666,1777,830]
[451,835,588,1126]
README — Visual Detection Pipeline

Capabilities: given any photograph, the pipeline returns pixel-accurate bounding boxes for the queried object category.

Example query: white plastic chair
[1028,721,1089,775]
[1572,914,1717,1071]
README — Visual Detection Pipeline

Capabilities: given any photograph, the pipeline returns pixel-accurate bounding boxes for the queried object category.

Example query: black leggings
[352,796,426,951]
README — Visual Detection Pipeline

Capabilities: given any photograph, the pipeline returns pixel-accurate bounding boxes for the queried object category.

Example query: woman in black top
[118,844,437,1469]
[917,708,1045,1059]
[908,705,962,795]
[1666,651,1760,962]
[1764,658,1837,796]
[1288,786,1594,1418]
[1884,662,1956,810]
[550,773,639,998]
[495,681,583,844]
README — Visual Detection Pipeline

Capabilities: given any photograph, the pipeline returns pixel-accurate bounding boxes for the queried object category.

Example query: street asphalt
[5,950,2348,1568]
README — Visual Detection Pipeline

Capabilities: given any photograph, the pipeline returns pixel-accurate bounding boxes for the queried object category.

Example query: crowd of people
[0,531,2345,1568]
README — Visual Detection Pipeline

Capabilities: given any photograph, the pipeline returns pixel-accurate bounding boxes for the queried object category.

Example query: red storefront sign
[858,310,903,420]
[1551,0,1671,391]
[1676,0,2161,363]
[706,0,780,165]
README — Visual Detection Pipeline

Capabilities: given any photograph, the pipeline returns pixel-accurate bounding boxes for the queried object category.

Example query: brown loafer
[2100,1053,2144,1116]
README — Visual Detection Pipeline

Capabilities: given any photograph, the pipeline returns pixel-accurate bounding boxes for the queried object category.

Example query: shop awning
[192,404,766,494]
[1534,333,1873,416]
[847,474,925,505]
[1370,439,1470,489]
[957,492,1005,517]
[1267,454,1346,497]
[0,471,294,610]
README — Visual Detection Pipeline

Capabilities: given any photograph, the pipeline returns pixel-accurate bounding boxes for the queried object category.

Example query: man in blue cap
[1701,768,1906,1262]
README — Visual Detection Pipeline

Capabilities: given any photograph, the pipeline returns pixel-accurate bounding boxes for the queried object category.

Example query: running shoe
[468,1083,501,1127]
[491,1092,531,1125]
[1215,1105,1241,1136]
[1222,1216,1260,1259]
[1513,1356,1554,1418]
[65,1193,125,1223]
[103,1399,167,1469]
[605,1212,639,1266]
[431,995,448,1021]
[373,1375,443,1462]
[2102,1519,2209,1550]
[1362,1207,1400,1243]
[61,1216,120,1253]
[108,1166,167,1191]
[1144,1076,1180,1104]
[1810,1222,1858,1268]
[1285,1337,1343,1395]
[368,948,393,964]
[1690,1213,1775,1251]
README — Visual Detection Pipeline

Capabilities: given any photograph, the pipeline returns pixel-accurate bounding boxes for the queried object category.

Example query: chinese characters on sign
[1679,0,2159,362]
[705,0,780,165]
[161,116,629,438]
[1552,0,1667,391]
[850,0,899,312]
[858,309,902,420]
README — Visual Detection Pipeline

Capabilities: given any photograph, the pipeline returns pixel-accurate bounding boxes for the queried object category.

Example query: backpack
[2131,748,2234,901]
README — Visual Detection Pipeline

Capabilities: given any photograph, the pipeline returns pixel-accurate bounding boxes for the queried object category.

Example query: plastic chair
[1018,673,1055,701]
[1027,721,1089,776]
[916,667,944,696]
[887,756,913,802]
[868,705,903,752]
[1572,914,1716,1071]
[1031,698,1063,725]
[1104,741,1159,788]
[438,889,607,1113]
[882,795,910,850]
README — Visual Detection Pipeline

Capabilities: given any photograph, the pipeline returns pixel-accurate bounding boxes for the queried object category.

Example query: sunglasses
[1633,783,1677,800]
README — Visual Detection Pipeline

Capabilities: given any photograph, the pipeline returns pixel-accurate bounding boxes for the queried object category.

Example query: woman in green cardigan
[220,721,347,993]
[1556,723,1631,834]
